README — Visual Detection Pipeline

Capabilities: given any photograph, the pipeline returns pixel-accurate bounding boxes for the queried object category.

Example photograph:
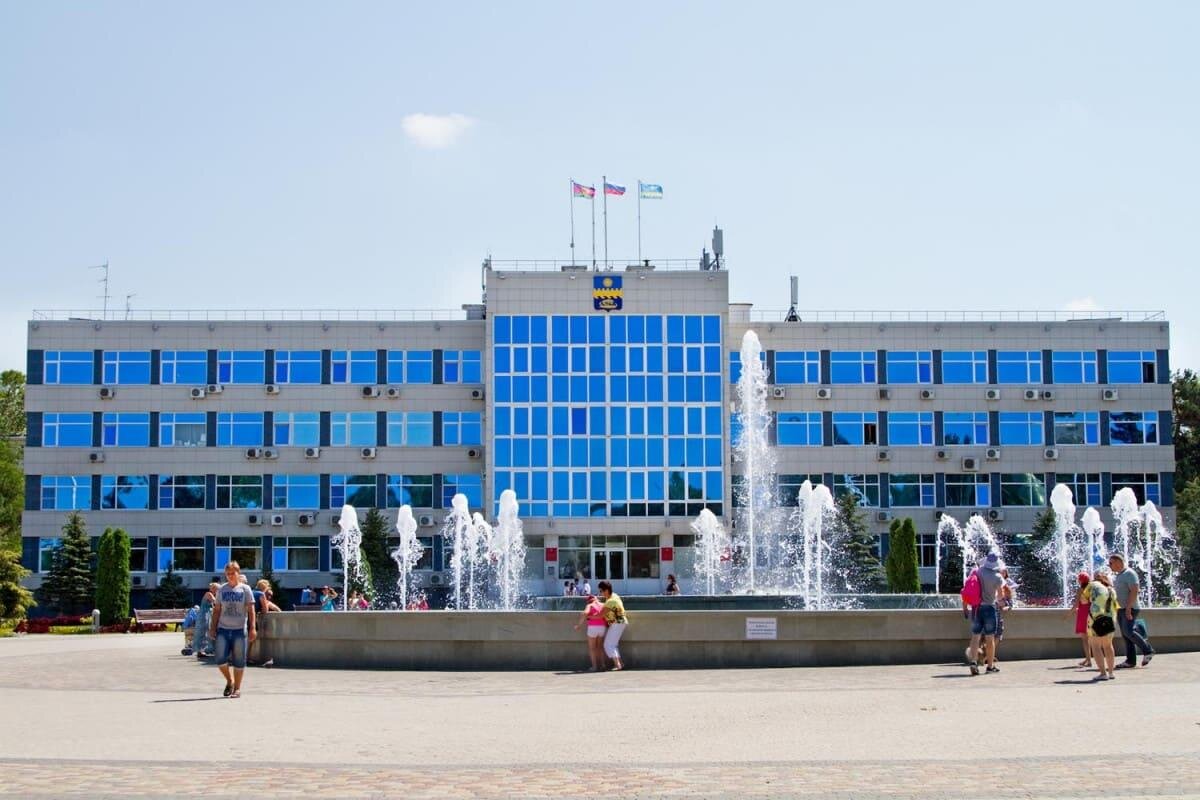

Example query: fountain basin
[262,607,1200,670]
[532,594,962,611]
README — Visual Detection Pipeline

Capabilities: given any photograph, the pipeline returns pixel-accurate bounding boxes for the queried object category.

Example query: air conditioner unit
[131,575,145,587]
[331,515,341,527]
[88,451,105,463]
[934,509,946,520]
[206,384,224,394]
[262,447,279,460]
[920,389,936,400]
[360,447,377,459]
[876,449,890,462]
[265,384,281,395]
[816,387,833,400]
[985,447,1001,461]
[99,386,116,399]
[985,388,1001,401]
[470,388,485,401]
[297,513,316,527]
[361,386,381,398]
[417,514,436,528]
[877,387,891,401]
[245,447,263,460]
[1102,388,1119,401]
[1041,390,1056,401]
[190,387,206,400]
[875,511,892,522]
[962,456,979,472]
[248,513,263,526]
[771,386,787,399]
[1043,447,1059,460]
[304,446,321,459]
[987,509,1005,522]
[270,514,285,526]
[935,448,949,460]
[467,448,481,459]
[429,573,444,586]
[386,386,402,399]
[1023,389,1040,401]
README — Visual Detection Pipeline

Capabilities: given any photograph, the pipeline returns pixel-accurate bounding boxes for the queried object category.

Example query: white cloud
[401,113,476,149]
[1063,296,1101,313]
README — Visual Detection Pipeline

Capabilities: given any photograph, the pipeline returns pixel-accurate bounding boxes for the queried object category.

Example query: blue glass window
[998,412,1044,446]
[834,474,880,507]
[100,475,150,510]
[43,351,94,384]
[442,412,482,445]
[443,474,483,508]
[216,476,263,509]
[729,350,764,384]
[330,412,377,447]
[275,350,321,384]
[406,351,433,384]
[775,351,819,384]
[830,351,877,384]
[386,412,433,446]
[1056,473,1102,507]
[942,412,988,446]
[216,413,265,447]
[273,412,319,447]
[1000,473,1047,507]
[218,351,265,384]
[159,413,207,447]
[161,350,208,384]
[832,412,879,445]
[1109,411,1158,445]
[386,351,405,383]
[1053,412,1099,445]
[889,473,935,507]
[331,474,377,507]
[386,474,434,508]
[331,350,377,384]
[888,412,934,446]
[778,412,822,446]
[1110,473,1161,506]
[1051,351,1098,384]
[159,475,206,510]
[1107,351,1156,384]
[43,413,93,447]
[945,474,990,507]
[886,351,932,384]
[942,351,987,384]
[996,351,1042,384]
[271,475,319,509]
[102,412,151,447]
[443,350,482,383]
[102,351,151,384]
[41,476,92,510]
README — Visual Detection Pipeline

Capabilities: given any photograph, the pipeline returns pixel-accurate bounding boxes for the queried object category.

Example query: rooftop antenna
[711,226,724,270]
[89,261,110,318]
[124,293,136,320]
[785,276,800,322]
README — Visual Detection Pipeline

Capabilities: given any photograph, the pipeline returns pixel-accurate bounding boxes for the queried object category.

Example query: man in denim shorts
[967,552,1004,676]
[209,561,257,698]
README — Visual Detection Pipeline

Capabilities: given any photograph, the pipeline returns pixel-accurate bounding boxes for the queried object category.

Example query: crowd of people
[961,551,1155,680]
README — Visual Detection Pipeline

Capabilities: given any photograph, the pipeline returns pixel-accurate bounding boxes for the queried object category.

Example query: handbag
[1090,587,1116,636]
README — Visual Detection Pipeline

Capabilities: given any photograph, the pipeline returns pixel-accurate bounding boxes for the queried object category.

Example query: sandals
[1078,660,1092,667]
[223,682,233,697]
[230,689,241,699]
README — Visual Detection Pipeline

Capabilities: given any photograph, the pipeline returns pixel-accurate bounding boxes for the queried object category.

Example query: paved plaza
[1,634,1198,799]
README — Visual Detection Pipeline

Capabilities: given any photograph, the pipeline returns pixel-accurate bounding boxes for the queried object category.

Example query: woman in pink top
[573,594,607,672]
[1073,572,1092,667]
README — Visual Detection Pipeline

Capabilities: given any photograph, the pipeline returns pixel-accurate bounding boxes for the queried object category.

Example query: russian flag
[604,182,625,196]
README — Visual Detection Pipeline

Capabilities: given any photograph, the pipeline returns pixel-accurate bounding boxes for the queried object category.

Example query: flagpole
[569,179,576,264]
[602,175,609,271]
[590,190,596,269]
[637,179,642,266]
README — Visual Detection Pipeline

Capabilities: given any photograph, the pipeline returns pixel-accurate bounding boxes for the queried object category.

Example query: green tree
[1173,369,1200,488]
[885,517,921,593]
[0,547,34,620]
[1010,508,1059,601]
[0,370,24,440]
[1172,479,1200,597]
[938,531,965,595]
[0,440,22,553]
[834,492,886,592]
[359,508,398,603]
[149,565,192,609]
[36,512,96,615]
[95,527,131,625]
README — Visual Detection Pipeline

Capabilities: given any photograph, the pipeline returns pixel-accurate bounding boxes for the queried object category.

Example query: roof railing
[31,309,470,322]
[486,258,715,272]
[743,309,1167,323]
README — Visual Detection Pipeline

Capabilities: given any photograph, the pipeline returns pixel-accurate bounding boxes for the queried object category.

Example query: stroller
[181,599,214,658]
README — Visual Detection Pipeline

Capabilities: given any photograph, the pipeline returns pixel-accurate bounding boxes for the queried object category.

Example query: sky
[1,2,1197,373]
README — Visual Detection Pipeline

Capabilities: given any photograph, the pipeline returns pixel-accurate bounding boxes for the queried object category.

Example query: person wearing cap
[1109,553,1154,668]
[966,552,1004,676]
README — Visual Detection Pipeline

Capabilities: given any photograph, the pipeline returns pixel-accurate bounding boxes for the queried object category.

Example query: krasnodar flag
[572,181,595,199]
[639,182,663,199]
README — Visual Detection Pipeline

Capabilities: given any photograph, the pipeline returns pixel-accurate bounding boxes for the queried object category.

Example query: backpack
[961,570,982,606]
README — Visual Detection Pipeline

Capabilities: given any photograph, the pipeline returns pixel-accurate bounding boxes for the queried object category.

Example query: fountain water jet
[1049,484,1078,608]
[332,504,365,611]
[690,508,731,596]
[391,505,423,609]
[1111,488,1140,564]
[1080,506,1106,574]
[443,494,477,609]
[489,489,527,610]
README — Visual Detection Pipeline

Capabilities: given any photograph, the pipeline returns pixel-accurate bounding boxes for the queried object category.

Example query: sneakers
[969,663,980,676]
[1115,662,1137,670]
[986,666,999,674]
[1142,653,1154,667]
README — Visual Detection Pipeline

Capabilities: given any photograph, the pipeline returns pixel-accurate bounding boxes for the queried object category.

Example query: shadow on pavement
[150,696,228,703]
[1054,678,1105,685]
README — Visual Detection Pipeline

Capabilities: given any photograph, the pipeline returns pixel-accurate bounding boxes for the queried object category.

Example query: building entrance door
[592,548,626,592]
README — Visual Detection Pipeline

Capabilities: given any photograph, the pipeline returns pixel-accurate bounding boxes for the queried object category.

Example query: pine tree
[835,492,885,592]
[885,517,921,593]
[36,512,95,615]
[938,530,965,595]
[359,508,398,604]
[150,565,192,608]
[95,527,131,625]
[0,547,34,620]
[1011,508,1059,602]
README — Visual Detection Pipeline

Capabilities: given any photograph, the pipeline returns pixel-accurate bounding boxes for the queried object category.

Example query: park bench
[132,608,191,633]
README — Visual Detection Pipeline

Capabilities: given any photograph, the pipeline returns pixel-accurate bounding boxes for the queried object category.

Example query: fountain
[443,493,478,609]
[1111,487,1140,564]
[332,504,364,611]
[489,489,527,610]
[691,508,731,596]
[391,505,424,610]
[1080,506,1106,574]
[796,481,836,609]
[935,513,1004,593]
[732,330,776,593]
[1049,484,1078,608]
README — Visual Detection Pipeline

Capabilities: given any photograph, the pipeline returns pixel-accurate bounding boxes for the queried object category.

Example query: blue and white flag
[639,182,663,199]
